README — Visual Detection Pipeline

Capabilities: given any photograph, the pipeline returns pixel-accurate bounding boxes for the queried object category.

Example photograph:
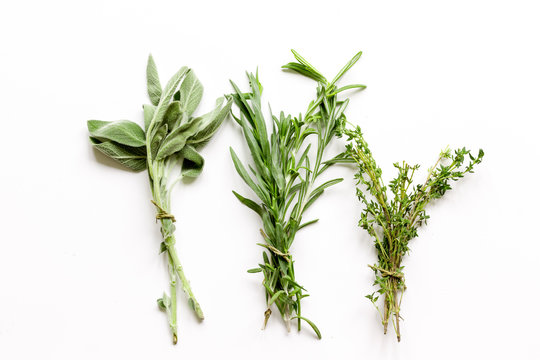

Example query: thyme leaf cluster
[344,125,484,341]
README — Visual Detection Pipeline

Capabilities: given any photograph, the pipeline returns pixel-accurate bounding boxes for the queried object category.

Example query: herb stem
[168,259,178,344]
[167,242,204,320]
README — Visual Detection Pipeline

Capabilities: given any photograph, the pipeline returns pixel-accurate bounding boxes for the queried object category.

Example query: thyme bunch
[229,50,365,338]
[88,55,231,344]
[344,125,484,341]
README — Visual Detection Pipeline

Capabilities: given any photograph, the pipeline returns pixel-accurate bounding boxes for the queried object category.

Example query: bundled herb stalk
[344,126,484,341]
[87,55,231,344]
[229,50,365,338]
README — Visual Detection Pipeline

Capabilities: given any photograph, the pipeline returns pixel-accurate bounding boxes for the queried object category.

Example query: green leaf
[88,120,146,147]
[303,189,324,212]
[247,268,263,273]
[291,316,321,339]
[150,66,189,135]
[282,49,327,84]
[155,126,187,160]
[268,290,285,306]
[157,293,171,311]
[164,101,182,129]
[329,50,363,88]
[150,123,168,158]
[230,147,268,203]
[298,219,319,230]
[179,70,203,116]
[328,84,367,96]
[89,137,146,172]
[143,104,156,132]
[162,67,189,105]
[180,145,204,178]
[159,242,167,253]
[310,178,343,200]
[232,191,263,217]
[157,298,166,311]
[281,62,326,83]
[146,54,162,106]
[188,97,232,145]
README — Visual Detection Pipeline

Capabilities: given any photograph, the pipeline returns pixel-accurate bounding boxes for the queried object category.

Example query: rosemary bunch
[88,55,231,344]
[229,50,365,338]
[344,125,484,341]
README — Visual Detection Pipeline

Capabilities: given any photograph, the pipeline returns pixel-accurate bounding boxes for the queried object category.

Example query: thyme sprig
[344,125,484,341]
[88,55,231,344]
[230,50,365,339]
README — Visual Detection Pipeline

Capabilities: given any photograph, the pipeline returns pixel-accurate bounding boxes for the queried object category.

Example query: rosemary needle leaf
[230,50,365,339]
[291,316,322,339]
[232,191,263,216]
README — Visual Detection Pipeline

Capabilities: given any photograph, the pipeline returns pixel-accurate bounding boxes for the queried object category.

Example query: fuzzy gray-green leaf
[150,66,189,135]
[89,137,146,172]
[150,123,168,159]
[179,70,203,116]
[88,120,146,147]
[155,125,188,160]
[147,54,162,106]
[143,104,156,132]
[188,97,232,145]
[180,145,204,178]
[164,101,182,130]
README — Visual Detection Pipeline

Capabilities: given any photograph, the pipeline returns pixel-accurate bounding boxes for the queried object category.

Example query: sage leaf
[87,55,227,344]
[179,70,203,116]
[155,126,188,160]
[147,54,162,106]
[164,101,182,129]
[188,97,232,145]
[143,104,156,132]
[180,145,204,178]
[88,120,146,147]
[150,123,168,159]
[89,137,146,172]
[150,66,189,135]
[157,293,171,312]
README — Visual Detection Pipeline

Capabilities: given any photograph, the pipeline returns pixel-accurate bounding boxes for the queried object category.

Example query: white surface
[1,0,539,358]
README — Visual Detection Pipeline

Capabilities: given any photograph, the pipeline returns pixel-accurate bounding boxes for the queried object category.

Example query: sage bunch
[229,50,365,339]
[344,125,484,341]
[87,55,231,344]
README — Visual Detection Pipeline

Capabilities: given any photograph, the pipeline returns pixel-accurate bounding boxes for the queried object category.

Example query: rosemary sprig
[230,50,365,339]
[87,55,231,344]
[344,125,484,341]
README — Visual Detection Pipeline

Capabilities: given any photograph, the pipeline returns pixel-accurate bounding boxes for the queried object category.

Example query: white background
[1,0,539,359]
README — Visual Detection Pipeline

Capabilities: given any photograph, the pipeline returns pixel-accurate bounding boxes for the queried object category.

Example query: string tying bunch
[151,200,176,222]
